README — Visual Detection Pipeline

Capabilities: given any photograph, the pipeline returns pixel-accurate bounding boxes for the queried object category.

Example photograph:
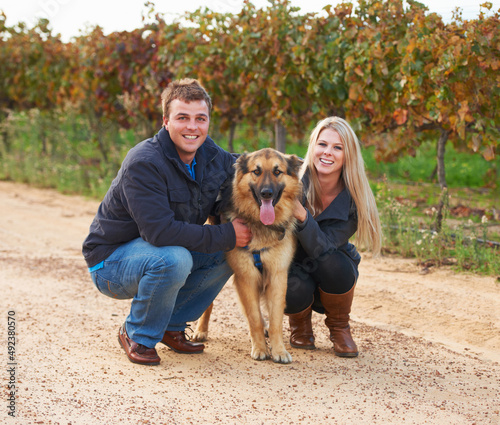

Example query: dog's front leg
[265,270,292,364]
[234,275,269,361]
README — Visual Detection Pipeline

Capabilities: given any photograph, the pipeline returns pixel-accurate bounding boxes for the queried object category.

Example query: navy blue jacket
[82,127,236,268]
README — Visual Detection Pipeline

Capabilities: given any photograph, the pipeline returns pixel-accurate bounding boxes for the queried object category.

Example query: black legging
[285,250,356,314]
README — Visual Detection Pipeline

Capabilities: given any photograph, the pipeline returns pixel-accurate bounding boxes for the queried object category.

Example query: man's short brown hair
[161,78,212,118]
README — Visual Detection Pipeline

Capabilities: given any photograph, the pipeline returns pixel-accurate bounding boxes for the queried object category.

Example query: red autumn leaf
[393,108,408,125]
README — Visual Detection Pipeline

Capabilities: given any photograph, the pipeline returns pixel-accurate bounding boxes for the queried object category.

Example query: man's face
[163,99,210,164]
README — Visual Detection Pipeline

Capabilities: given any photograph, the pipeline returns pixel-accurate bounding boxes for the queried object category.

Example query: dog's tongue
[260,199,275,225]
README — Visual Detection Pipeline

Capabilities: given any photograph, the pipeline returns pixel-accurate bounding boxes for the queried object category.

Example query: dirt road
[1,181,499,424]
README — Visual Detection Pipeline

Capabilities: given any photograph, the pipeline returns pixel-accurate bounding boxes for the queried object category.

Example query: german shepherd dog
[194,148,302,364]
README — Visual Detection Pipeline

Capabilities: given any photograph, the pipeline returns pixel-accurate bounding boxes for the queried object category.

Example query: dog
[193,148,302,364]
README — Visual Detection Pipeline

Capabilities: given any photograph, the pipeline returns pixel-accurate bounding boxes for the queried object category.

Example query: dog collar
[265,225,287,241]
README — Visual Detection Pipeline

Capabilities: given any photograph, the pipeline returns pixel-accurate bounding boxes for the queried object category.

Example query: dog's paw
[191,331,208,342]
[272,349,292,364]
[251,347,270,361]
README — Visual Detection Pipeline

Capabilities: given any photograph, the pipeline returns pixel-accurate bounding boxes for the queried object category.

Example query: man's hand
[232,218,252,247]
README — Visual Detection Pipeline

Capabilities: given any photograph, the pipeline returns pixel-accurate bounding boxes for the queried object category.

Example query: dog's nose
[260,187,273,199]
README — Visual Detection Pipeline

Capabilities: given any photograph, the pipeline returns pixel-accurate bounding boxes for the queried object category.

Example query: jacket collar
[316,188,352,221]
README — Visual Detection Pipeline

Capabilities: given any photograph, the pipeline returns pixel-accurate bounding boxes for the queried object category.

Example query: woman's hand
[293,199,308,223]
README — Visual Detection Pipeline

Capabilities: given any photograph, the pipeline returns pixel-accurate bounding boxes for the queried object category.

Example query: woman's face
[312,128,345,179]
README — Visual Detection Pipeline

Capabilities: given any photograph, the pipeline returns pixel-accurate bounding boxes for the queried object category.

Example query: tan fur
[193,148,302,364]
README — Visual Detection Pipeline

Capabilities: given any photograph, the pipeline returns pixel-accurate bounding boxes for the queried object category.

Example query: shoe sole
[334,351,359,358]
[290,343,316,350]
[159,340,204,354]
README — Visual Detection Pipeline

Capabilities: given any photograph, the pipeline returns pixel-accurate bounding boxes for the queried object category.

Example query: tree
[170,8,247,152]
[230,0,317,152]
[297,3,350,121]
[335,0,416,140]
[397,2,499,188]
[68,24,168,133]
[332,0,498,189]
[1,1,498,176]
[63,19,176,161]
[0,15,73,154]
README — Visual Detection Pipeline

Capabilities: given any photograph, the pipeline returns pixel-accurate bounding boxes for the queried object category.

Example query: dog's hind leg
[192,303,213,342]
[264,270,292,364]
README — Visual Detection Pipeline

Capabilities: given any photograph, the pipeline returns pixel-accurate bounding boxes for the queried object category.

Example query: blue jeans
[90,238,232,348]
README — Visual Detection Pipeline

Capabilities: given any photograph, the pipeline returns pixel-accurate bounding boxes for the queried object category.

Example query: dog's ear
[235,153,249,175]
[285,154,303,177]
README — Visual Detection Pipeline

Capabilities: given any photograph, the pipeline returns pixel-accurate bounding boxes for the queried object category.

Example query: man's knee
[149,246,193,282]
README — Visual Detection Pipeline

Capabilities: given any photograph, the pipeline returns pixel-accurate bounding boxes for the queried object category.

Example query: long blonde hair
[301,117,382,255]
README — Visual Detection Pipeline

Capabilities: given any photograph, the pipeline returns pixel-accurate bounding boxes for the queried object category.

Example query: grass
[1,110,498,275]
[376,183,500,275]
[363,140,499,188]
[0,109,134,198]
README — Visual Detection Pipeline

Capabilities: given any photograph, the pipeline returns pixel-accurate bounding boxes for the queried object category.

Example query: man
[83,79,251,366]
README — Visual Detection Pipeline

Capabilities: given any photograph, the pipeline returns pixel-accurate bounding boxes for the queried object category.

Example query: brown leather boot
[287,304,315,350]
[319,286,358,357]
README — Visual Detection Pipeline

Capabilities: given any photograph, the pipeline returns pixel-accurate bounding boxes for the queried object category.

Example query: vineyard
[1,3,499,421]
[0,0,499,273]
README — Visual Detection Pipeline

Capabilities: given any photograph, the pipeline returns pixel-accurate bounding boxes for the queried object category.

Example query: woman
[286,116,382,357]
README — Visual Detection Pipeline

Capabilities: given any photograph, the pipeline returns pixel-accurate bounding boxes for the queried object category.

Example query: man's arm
[121,159,236,253]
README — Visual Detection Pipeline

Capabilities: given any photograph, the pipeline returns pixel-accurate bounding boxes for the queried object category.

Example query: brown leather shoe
[160,330,205,354]
[118,324,160,366]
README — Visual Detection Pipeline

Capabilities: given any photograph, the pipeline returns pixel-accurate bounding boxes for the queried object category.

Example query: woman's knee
[313,252,355,294]
[285,273,315,314]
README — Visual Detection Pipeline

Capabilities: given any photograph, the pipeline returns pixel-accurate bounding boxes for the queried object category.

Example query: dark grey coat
[293,174,361,280]
[83,127,236,268]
